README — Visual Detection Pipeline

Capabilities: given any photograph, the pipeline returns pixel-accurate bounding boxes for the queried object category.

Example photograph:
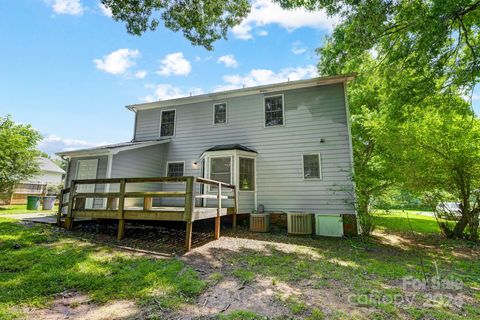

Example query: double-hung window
[160,110,176,137]
[213,103,227,124]
[166,162,184,177]
[303,154,322,179]
[264,95,284,127]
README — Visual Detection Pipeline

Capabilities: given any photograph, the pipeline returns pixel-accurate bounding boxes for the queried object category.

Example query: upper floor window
[303,154,322,179]
[160,110,176,137]
[214,103,227,124]
[264,95,284,127]
[166,161,184,177]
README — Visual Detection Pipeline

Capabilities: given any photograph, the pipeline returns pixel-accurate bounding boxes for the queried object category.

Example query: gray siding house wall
[60,77,355,215]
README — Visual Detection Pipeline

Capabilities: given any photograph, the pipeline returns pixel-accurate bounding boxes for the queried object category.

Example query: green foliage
[101,0,250,50]
[0,115,42,199]
[217,310,267,320]
[0,218,205,318]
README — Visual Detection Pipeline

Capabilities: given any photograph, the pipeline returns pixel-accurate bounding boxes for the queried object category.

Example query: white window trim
[263,94,285,128]
[207,155,233,192]
[302,153,322,180]
[213,102,228,125]
[238,156,256,192]
[159,109,176,137]
[166,161,185,177]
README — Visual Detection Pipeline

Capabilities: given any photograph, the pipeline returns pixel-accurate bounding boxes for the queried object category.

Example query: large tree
[0,115,42,202]
[101,0,249,50]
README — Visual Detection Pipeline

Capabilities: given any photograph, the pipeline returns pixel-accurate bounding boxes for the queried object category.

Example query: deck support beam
[184,176,195,252]
[185,221,193,252]
[65,181,76,230]
[117,179,126,240]
[214,183,221,240]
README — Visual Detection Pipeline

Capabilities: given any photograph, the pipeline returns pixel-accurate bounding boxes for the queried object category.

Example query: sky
[1,0,479,156]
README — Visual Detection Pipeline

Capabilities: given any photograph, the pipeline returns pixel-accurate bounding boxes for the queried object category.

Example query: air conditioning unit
[315,214,344,237]
[287,212,313,235]
[250,213,271,233]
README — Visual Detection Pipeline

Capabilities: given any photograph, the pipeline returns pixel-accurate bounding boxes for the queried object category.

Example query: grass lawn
[0,211,479,319]
[0,204,58,215]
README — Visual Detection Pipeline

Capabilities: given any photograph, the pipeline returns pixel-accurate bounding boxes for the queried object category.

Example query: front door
[76,159,98,209]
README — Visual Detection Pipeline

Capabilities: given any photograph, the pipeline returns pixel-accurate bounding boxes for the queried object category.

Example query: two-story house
[57,74,356,220]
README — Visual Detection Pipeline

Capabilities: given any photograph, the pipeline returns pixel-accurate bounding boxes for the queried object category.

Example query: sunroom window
[264,95,284,127]
[303,154,321,179]
[210,157,232,185]
[214,103,227,124]
[160,110,176,137]
[239,157,255,191]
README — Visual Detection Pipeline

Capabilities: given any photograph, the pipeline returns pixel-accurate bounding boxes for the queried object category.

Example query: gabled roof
[126,73,356,112]
[204,144,257,153]
[38,157,65,174]
[56,139,171,158]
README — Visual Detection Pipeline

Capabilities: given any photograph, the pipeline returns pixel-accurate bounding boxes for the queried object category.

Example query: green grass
[221,211,480,319]
[0,204,58,215]
[373,210,440,234]
[0,217,205,319]
[217,310,268,320]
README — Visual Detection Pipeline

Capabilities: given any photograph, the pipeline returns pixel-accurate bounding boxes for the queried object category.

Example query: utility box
[250,213,271,232]
[287,212,313,235]
[315,214,344,237]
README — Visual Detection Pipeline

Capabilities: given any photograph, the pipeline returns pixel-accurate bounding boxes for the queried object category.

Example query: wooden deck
[57,176,238,251]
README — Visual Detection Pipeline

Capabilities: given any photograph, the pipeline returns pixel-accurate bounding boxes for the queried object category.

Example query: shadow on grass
[0,219,205,318]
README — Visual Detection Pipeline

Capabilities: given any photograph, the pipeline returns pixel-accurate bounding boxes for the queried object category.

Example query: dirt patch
[23,291,140,320]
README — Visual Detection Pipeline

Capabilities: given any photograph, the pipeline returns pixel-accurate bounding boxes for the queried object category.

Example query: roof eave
[125,73,356,112]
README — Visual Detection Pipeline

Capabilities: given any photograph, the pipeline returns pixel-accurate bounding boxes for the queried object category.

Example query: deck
[57,176,238,251]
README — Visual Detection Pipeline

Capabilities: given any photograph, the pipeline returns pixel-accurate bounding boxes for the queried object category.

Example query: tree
[101,0,250,50]
[387,104,480,240]
[0,115,42,202]
[281,0,480,92]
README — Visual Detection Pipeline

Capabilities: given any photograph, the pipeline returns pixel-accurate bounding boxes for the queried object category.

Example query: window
[214,103,227,124]
[239,157,255,191]
[209,157,232,185]
[166,162,184,177]
[160,110,176,137]
[303,154,321,179]
[264,95,284,127]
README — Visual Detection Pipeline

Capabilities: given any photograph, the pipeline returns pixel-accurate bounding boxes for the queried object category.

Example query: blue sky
[1,0,479,156]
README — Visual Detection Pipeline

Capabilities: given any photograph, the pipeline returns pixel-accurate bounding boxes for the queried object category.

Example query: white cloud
[157,52,191,76]
[217,55,238,68]
[140,84,203,102]
[473,93,480,101]
[257,30,268,36]
[93,49,140,75]
[231,0,339,40]
[98,3,112,17]
[292,41,307,55]
[48,0,85,15]
[38,134,109,155]
[134,70,147,79]
[215,65,317,91]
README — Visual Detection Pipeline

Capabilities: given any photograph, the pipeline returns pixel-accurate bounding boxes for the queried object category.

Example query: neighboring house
[8,157,65,204]
[57,74,356,216]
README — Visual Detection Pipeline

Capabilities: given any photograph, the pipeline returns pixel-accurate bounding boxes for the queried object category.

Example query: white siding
[133,84,355,214]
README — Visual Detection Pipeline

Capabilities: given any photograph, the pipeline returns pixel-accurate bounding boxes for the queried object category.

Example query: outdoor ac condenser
[250,213,271,232]
[287,212,313,235]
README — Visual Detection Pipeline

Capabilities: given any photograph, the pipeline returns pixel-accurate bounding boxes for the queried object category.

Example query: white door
[76,159,98,209]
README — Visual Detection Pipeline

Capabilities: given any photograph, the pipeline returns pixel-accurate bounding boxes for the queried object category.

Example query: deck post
[215,182,221,240]
[117,179,126,240]
[143,197,153,210]
[65,181,76,230]
[107,197,116,210]
[184,177,195,251]
[233,185,238,230]
[56,189,64,226]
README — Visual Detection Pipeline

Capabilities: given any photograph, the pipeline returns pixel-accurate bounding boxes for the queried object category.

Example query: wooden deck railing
[57,176,238,251]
